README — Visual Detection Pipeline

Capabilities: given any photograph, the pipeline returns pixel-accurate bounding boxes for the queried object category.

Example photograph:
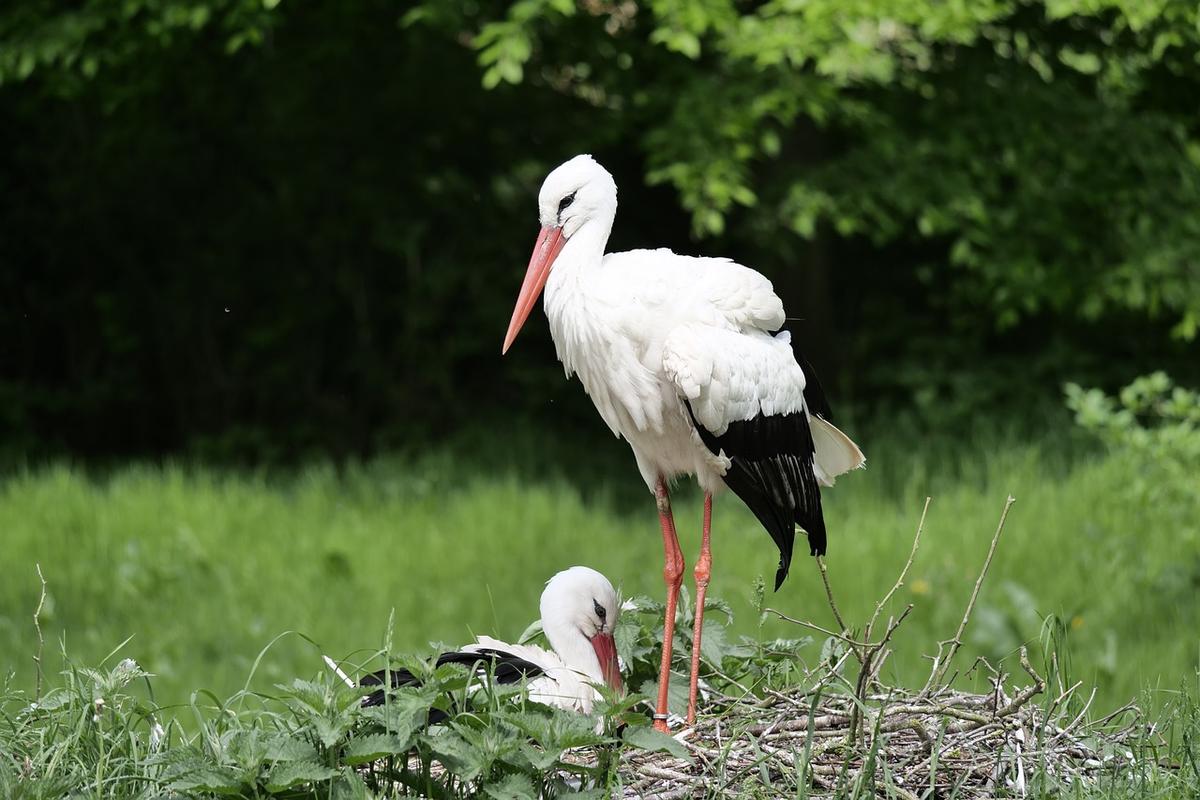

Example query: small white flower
[92,697,106,722]
[149,720,165,749]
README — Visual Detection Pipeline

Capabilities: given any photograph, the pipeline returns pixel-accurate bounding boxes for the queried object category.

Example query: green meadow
[3,431,1195,718]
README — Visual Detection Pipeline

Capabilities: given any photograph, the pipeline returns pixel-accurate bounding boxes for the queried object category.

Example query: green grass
[1,433,1197,719]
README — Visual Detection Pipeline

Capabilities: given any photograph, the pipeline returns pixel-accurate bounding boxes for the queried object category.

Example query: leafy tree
[2,0,1197,457]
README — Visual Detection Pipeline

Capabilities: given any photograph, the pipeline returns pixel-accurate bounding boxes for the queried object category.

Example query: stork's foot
[651,712,688,734]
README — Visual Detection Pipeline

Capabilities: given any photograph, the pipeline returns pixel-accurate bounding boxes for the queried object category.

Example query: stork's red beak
[590,631,623,693]
[502,225,567,354]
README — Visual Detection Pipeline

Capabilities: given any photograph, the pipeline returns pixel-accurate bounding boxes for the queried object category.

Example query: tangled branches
[616,496,1146,798]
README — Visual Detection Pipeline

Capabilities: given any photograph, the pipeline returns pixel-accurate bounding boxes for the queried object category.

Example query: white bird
[501,155,865,730]
[355,566,622,716]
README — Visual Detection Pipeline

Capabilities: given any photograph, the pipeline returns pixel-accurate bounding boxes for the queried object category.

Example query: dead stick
[931,496,1015,688]
[866,497,930,641]
[33,564,47,703]
[815,555,862,664]
[763,608,874,649]
[849,604,914,744]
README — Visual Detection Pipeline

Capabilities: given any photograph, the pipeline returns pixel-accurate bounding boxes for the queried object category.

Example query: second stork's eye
[593,599,606,620]
[558,191,577,215]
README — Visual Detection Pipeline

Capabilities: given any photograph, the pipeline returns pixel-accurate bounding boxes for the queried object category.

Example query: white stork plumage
[502,155,865,730]
[353,566,622,716]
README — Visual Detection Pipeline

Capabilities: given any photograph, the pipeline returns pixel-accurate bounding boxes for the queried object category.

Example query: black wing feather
[789,343,832,421]
[686,404,827,591]
[360,648,547,717]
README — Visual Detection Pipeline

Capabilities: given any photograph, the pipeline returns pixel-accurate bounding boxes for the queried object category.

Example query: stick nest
[611,496,1145,798]
[614,656,1143,799]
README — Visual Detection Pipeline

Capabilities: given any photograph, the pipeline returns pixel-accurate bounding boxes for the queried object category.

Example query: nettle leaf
[507,709,606,750]
[227,729,270,771]
[167,765,246,795]
[638,671,689,718]
[329,771,374,800]
[264,760,339,792]
[312,714,353,749]
[263,734,318,762]
[277,678,327,711]
[451,720,525,775]
[484,772,538,800]
[362,684,437,735]
[519,741,562,771]
[614,616,643,666]
[426,729,488,781]
[698,619,732,665]
[343,733,413,765]
[622,725,691,761]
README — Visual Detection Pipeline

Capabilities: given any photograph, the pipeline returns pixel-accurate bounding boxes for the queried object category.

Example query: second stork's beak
[589,631,623,693]
[502,225,566,354]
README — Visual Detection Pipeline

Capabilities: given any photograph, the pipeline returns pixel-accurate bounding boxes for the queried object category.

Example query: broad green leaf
[484,773,538,800]
[265,760,339,792]
[343,733,413,765]
[622,725,691,761]
[263,735,318,762]
[168,766,245,795]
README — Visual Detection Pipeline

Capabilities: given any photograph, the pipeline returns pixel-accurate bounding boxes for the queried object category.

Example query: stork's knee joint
[663,557,685,587]
[654,485,671,515]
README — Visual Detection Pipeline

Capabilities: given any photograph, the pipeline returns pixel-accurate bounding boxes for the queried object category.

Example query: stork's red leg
[653,478,684,733]
[686,493,713,725]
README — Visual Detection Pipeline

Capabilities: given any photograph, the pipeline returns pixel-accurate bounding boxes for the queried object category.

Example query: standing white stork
[356,566,622,716]
[501,155,865,730]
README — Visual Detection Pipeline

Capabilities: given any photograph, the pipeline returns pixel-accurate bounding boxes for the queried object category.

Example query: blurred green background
[1,0,1197,714]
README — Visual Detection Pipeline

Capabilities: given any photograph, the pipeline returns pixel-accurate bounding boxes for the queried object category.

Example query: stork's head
[502,154,618,354]
[540,565,623,693]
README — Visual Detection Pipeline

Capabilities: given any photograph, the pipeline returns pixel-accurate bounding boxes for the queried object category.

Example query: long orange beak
[502,225,566,354]
[590,631,623,693]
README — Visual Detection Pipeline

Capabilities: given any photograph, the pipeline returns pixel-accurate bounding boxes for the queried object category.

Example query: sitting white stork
[502,155,865,730]
[352,566,622,716]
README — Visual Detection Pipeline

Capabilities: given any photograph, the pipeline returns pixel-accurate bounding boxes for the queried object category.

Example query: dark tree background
[2,0,1197,461]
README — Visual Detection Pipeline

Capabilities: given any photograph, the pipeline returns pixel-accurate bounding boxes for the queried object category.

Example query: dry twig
[926,496,1016,692]
[33,563,47,703]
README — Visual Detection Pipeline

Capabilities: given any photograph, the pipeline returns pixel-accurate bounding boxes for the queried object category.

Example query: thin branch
[815,555,850,637]
[866,497,930,641]
[763,608,873,649]
[930,496,1016,688]
[849,604,914,744]
[33,564,47,703]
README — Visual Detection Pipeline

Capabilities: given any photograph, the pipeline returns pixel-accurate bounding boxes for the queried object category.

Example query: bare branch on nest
[866,496,930,642]
[33,563,47,703]
[926,495,1016,693]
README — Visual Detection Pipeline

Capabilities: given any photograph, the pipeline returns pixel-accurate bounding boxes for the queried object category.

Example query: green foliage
[0,611,703,797]
[1,435,1197,718]
[1067,371,1200,479]
[3,0,1199,456]
[446,0,1200,336]
[0,0,281,89]
[3,597,1199,797]
[1065,373,1200,629]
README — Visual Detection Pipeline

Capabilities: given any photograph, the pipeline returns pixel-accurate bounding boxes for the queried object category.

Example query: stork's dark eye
[593,599,606,620]
[558,192,577,215]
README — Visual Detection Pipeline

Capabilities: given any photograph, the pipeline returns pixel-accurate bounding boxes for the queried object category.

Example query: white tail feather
[809,416,865,487]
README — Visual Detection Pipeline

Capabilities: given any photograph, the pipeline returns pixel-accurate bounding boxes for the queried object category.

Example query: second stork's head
[502,154,618,354]
[540,565,623,693]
